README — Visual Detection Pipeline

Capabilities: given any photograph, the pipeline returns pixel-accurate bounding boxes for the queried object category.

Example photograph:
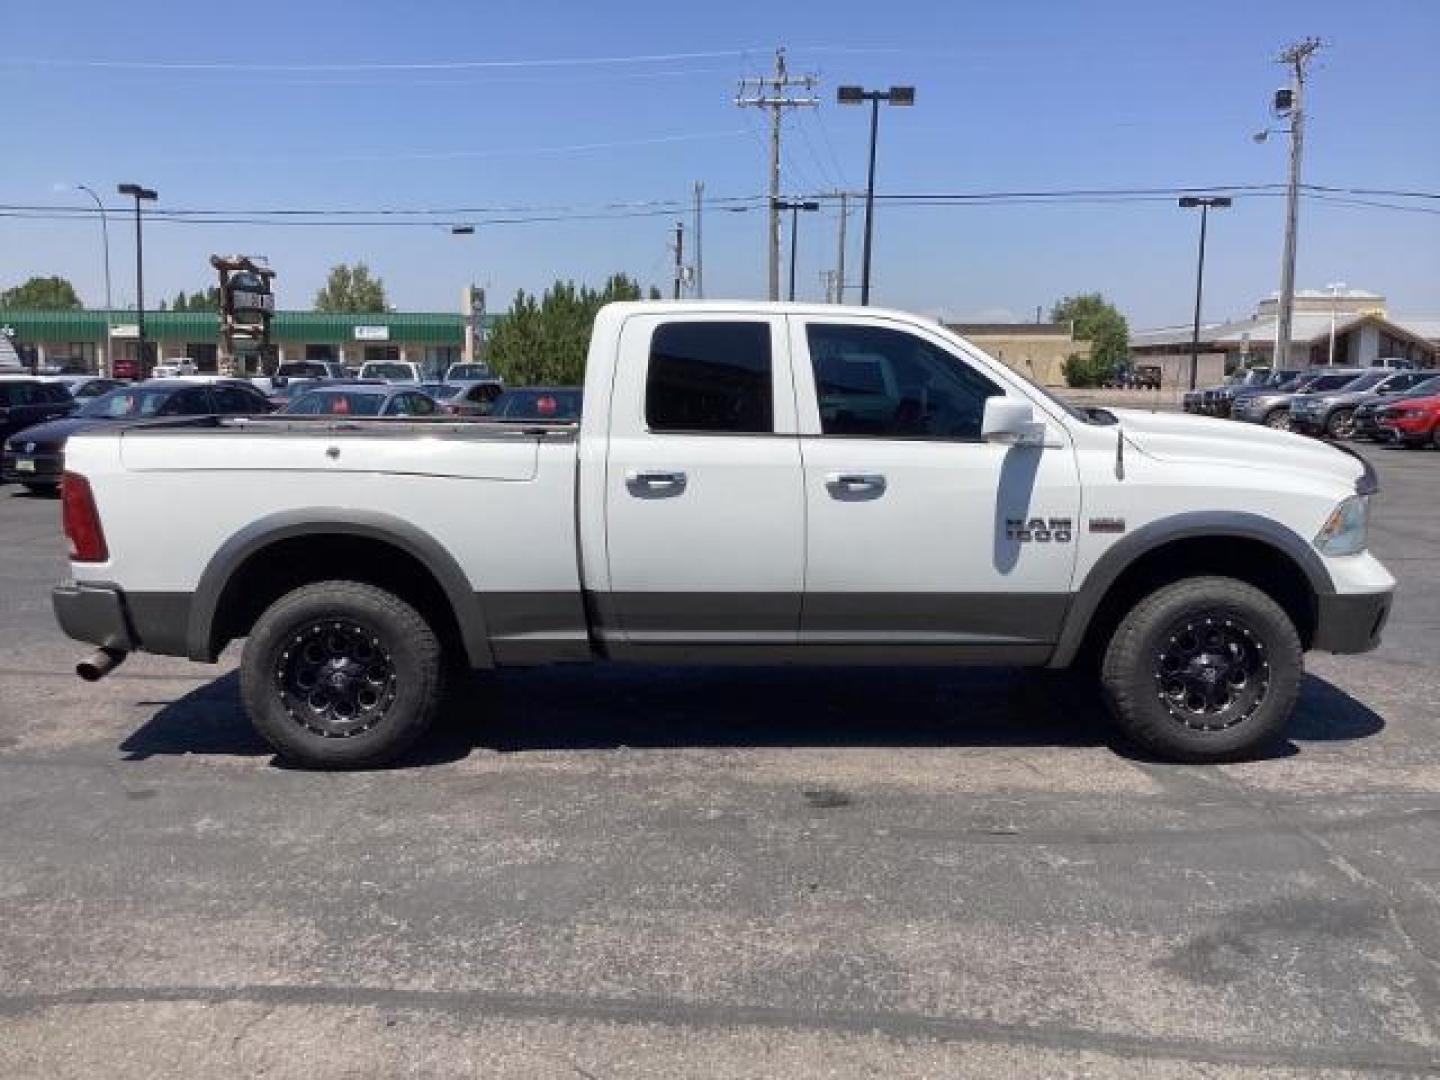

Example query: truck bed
[62,414,587,663]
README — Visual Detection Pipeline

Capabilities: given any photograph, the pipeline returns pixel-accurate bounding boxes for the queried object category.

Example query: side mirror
[982,397,1047,447]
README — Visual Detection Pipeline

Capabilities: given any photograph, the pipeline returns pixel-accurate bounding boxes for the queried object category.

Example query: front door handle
[626,469,688,495]
[825,472,886,497]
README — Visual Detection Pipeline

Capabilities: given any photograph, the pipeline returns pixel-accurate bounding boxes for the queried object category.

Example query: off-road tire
[1100,576,1301,762]
[240,580,444,769]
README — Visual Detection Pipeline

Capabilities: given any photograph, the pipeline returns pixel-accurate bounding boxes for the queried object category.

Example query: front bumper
[53,581,136,651]
[1312,589,1392,654]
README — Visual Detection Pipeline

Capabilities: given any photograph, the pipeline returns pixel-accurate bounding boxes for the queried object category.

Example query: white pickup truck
[53,302,1393,768]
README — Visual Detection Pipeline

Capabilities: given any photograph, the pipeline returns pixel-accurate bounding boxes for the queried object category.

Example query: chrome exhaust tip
[77,647,127,682]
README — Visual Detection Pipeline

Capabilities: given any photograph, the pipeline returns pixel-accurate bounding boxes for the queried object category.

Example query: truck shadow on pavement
[119,665,1384,767]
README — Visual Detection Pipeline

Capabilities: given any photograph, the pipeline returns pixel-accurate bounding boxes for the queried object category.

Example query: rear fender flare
[187,509,493,667]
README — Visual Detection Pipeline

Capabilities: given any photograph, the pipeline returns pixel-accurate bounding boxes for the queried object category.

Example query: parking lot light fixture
[837,84,915,305]
[1178,195,1231,390]
[116,184,158,373]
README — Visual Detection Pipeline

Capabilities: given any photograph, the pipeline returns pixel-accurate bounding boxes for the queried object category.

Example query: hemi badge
[1089,518,1126,534]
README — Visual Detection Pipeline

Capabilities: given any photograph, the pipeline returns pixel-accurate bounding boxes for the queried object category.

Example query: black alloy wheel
[1152,613,1269,732]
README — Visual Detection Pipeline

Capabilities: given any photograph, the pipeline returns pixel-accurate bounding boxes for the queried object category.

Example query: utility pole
[736,48,818,300]
[672,220,685,300]
[1271,37,1321,369]
[692,181,704,299]
[834,191,849,303]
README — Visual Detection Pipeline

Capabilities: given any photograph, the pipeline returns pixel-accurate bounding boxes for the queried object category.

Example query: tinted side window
[164,389,213,414]
[42,384,73,404]
[807,324,1001,439]
[1,384,36,406]
[212,386,260,413]
[646,322,773,433]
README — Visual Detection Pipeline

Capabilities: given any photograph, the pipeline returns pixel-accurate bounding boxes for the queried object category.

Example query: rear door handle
[825,472,886,495]
[626,469,688,494]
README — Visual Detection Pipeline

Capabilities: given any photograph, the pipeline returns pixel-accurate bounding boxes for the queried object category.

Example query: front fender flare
[1048,511,1333,668]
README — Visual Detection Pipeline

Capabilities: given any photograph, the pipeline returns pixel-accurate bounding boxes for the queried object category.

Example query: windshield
[285,391,386,416]
[446,364,492,380]
[277,363,330,378]
[363,364,412,380]
[79,387,181,418]
[1308,373,1366,393]
[418,383,466,399]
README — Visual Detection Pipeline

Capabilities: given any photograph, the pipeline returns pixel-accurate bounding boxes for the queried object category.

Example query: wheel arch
[1050,512,1331,669]
[187,510,493,668]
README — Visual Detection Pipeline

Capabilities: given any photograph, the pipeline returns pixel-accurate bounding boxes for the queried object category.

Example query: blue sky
[2,0,1436,327]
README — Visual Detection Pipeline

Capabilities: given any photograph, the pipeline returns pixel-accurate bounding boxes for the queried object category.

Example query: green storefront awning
[0,309,480,345]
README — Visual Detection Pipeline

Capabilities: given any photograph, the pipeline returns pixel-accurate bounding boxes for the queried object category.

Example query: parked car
[54,301,1392,769]
[356,361,423,384]
[1288,369,1437,438]
[275,361,348,382]
[1205,367,1275,418]
[1230,369,1368,429]
[1353,376,1440,440]
[0,374,124,401]
[110,358,140,381]
[152,359,199,378]
[1377,393,1440,448]
[265,377,328,409]
[443,362,497,383]
[283,384,440,417]
[485,386,584,421]
[0,380,77,465]
[418,380,506,416]
[1,379,271,493]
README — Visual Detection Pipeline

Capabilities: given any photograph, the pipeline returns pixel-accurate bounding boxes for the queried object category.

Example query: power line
[0,48,764,72]
[5,183,1434,229]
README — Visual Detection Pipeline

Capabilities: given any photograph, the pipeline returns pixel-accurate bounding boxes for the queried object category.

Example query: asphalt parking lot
[0,442,1437,1079]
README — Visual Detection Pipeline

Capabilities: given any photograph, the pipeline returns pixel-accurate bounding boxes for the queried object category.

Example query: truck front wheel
[240,581,444,769]
[1099,577,1301,762]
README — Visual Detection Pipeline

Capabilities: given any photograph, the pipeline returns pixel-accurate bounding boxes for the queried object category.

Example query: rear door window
[645,321,773,433]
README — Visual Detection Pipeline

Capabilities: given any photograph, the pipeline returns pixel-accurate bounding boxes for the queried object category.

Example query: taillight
[61,472,109,562]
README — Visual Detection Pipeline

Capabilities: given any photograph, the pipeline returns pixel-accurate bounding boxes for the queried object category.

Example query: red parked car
[1377,393,1440,448]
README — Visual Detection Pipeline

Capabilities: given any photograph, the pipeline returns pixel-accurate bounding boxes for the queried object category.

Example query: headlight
[1314,495,1369,556]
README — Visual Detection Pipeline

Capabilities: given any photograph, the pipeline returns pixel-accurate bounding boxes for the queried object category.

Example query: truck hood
[1106,408,1364,491]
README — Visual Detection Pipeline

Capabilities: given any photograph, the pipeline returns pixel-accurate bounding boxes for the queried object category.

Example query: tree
[1052,293,1129,387]
[172,287,220,312]
[487,273,650,385]
[1,275,82,309]
[314,263,388,312]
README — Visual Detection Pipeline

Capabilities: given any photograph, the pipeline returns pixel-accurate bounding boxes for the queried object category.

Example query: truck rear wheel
[1099,577,1301,762]
[240,581,444,769]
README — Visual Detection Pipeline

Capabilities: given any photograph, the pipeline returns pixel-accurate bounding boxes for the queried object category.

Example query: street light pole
[69,185,113,313]
[1327,281,1346,365]
[117,183,157,373]
[1179,196,1231,390]
[774,198,820,300]
[837,84,915,306]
